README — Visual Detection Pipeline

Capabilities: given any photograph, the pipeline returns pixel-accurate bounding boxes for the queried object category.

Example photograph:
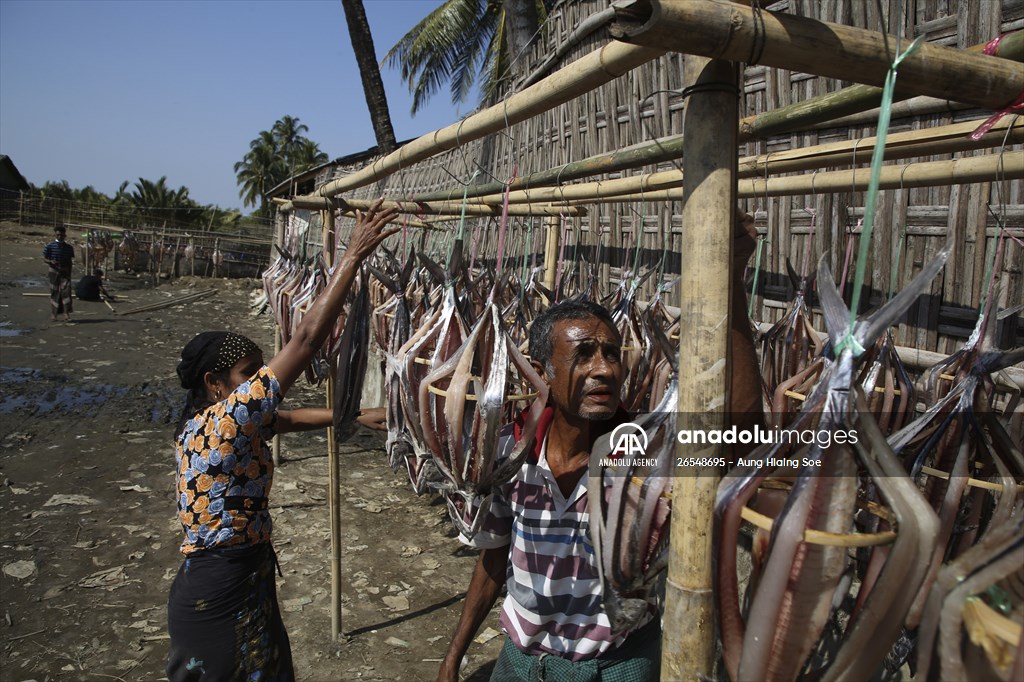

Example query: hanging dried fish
[915,516,1024,681]
[715,250,949,682]
[331,268,371,443]
[419,301,549,538]
[587,375,677,633]
[759,261,824,424]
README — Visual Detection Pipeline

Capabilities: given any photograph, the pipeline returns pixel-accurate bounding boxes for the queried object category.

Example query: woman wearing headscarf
[165,200,398,681]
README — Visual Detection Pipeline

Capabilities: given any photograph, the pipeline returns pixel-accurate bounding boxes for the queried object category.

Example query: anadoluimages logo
[609,422,648,458]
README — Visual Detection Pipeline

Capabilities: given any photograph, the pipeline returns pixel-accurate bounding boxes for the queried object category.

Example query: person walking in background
[43,225,75,322]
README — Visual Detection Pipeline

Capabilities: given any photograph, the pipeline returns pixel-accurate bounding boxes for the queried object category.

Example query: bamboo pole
[609,0,1024,110]
[116,289,217,315]
[455,118,1022,206]
[572,152,1023,204]
[323,207,343,641]
[307,42,664,199]
[541,215,560,302]
[271,211,283,467]
[410,83,910,204]
[665,56,737,680]
[408,35,1010,205]
[276,197,584,218]
[337,198,585,218]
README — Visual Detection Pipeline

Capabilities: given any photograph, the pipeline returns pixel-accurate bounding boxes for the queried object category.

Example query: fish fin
[857,246,951,349]
[816,255,851,350]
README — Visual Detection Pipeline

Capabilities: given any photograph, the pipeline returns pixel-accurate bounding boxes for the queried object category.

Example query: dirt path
[0,222,503,681]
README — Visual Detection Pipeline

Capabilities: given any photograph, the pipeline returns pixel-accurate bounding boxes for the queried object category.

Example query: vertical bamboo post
[18,190,24,225]
[271,218,284,466]
[323,207,343,641]
[542,215,560,303]
[665,56,738,679]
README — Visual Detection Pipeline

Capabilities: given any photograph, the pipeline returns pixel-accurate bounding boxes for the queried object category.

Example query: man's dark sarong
[48,268,73,316]
[166,544,294,681]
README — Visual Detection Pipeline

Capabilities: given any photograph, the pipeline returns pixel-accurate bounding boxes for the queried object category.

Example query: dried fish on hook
[587,374,677,634]
[715,249,949,682]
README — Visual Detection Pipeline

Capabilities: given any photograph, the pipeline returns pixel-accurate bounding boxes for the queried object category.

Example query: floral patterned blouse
[175,365,281,554]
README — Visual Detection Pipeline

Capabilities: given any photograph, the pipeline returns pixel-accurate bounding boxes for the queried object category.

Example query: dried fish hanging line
[418,166,550,537]
[712,36,966,682]
[890,167,1024,679]
[261,211,334,385]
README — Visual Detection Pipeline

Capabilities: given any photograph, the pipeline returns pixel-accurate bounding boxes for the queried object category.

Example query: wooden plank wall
[315,0,1023,354]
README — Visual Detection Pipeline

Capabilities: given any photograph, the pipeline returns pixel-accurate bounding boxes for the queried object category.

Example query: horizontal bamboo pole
[459,118,1021,205]
[577,153,1022,204]
[307,42,663,199]
[117,289,217,316]
[336,197,585,218]
[412,82,915,204]
[610,0,1023,110]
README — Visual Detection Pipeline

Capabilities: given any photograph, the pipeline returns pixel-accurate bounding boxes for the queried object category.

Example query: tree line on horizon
[23,176,256,234]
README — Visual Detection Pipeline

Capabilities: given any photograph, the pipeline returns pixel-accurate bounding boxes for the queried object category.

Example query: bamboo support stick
[276,197,584,218]
[542,215,559,302]
[665,56,737,680]
[610,0,1024,110]
[323,207,344,641]
[307,42,664,199]
[271,211,284,468]
[116,289,217,315]
[458,118,1022,206]
[577,152,1023,205]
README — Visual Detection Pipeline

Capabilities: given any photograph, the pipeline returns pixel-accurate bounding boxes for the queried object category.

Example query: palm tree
[383,0,544,114]
[127,176,200,227]
[341,0,397,154]
[234,133,284,217]
[292,138,330,172]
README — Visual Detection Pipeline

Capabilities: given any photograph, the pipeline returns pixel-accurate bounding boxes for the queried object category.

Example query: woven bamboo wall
[314,0,1023,354]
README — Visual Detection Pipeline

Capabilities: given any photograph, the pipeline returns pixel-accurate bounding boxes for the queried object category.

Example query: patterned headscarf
[176,331,262,389]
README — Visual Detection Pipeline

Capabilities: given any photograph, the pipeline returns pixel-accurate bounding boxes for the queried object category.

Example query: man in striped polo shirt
[438,215,763,682]
[43,225,76,322]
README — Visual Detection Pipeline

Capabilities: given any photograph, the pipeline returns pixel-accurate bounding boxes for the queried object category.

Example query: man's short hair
[54,225,66,234]
[93,268,104,277]
[529,300,619,372]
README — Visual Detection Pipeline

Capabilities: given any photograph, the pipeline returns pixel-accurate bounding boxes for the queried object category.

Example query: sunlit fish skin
[332,268,371,443]
[886,289,1024,640]
[587,375,676,635]
[714,250,949,682]
[760,261,825,429]
[419,299,548,540]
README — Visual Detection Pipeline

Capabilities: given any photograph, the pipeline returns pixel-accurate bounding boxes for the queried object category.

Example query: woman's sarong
[48,268,72,316]
[166,544,294,681]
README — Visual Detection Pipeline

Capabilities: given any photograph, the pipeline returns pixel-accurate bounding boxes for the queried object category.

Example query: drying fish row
[261,217,1021,680]
[715,237,1022,681]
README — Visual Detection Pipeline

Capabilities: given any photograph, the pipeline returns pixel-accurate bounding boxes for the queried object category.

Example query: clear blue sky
[0,0,476,211]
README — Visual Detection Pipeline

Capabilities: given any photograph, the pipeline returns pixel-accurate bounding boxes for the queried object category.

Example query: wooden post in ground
[542,215,560,303]
[664,56,738,680]
[322,206,344,641]
[271,218,283,467]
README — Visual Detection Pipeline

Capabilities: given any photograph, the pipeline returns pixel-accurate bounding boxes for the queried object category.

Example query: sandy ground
[0,221,504,681]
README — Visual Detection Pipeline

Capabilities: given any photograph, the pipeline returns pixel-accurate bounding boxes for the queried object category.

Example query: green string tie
[835,332,866,357]
[844,36,924,355]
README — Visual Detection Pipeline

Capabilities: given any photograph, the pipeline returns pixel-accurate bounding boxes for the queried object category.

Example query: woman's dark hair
[528,300,619,373]
[173,331,261,438]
